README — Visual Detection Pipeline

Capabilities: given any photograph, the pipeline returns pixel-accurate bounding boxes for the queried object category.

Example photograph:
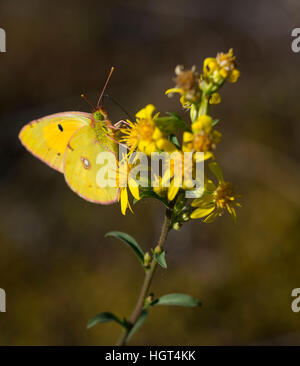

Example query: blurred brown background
[1,0,300,345]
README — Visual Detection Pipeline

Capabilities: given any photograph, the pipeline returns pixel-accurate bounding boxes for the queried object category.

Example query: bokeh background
[1,0,300,345]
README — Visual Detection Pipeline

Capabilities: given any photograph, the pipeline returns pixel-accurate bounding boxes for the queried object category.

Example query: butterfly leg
[111,120,130,129]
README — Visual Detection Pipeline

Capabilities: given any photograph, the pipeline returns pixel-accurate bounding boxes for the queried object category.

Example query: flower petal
[183,132,194,143]
[192,115,212,133]
[180,95,191,109]
[203,210,220,223]
[228,206,237,222]
[194,151,214,162]
[145,141,157,155]
[136,104,155,120]
[165,88,182,95]
[190,206,215,219]
[152,127,163,140]
[128,178,140,200]
[203,57,218,74]
[209,93,221,104]
[228,69,240,83]
[209,162,224,183]
[120,188,129,215]
[191,193,214,207]
[156,138,177,153]
[161,171,172,186]
[205,179,217,192]
[168,179,180,201]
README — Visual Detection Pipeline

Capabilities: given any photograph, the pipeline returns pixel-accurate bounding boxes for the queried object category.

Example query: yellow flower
[203,49,240,84]
[174,65,199,96]
[152,157,180,202]
[117,155,140,215]
[159,152,198,201]
[165,65,200,107]
[153,166,182,202]
[190,162,240,222]
[192,115,213,133]
[121,104,176,156]
[182,115,221,160]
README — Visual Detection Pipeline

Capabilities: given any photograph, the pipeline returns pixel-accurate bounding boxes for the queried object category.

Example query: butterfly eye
[93,110,106,122]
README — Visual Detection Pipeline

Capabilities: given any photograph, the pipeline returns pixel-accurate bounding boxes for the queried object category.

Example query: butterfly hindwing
[19,112,91,172]
[64,125,119,204]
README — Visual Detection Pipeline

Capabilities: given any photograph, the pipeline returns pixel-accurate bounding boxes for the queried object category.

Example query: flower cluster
[182,115,221,161]
[117,49,240,224]
[190,162,241,222]
[203,48,240,85]
[121,104,177,156]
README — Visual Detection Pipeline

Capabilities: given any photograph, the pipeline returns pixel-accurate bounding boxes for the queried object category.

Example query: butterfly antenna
[81,94,96,111]
[103,94,134,121]
[97,66,115,108]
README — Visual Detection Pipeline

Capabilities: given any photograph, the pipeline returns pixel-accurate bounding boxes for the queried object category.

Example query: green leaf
[105,231,144,264]
[212,118,220,126]
[154,251,167,269]
[134,189,170,209]
[87,312,125,329]
[168,134,181,149]
[126,310,148,342]
[153,293,201,307]
[155,112,190,134]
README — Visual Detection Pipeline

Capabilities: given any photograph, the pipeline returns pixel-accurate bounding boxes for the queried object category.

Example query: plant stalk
[116,210,171,346]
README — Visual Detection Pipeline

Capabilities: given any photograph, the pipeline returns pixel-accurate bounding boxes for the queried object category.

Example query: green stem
[116,210,171,346]
[198,95,209,116]
[190,93,209,122]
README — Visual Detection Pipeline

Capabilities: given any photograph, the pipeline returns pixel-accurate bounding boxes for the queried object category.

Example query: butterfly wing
[19,112,91,172]
[64,125,119,204]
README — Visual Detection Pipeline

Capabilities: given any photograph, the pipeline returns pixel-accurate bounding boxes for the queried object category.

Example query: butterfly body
[93,113,114,144]
[19,109,119,204]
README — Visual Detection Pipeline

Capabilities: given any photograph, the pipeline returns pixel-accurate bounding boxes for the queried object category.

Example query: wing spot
[58,124,63,132]
[80,156,91,170]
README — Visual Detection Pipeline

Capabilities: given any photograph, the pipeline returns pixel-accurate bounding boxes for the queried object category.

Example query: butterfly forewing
[19,112,91,172]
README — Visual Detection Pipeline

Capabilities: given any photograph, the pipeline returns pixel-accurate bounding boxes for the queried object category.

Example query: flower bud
[173,222,182,231]
[181,212,190,222]
[144,252,152,267]
[144,294,154,307]
[153,245,163,255]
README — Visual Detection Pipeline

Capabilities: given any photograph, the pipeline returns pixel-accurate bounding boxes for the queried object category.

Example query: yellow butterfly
[19,68,119,204]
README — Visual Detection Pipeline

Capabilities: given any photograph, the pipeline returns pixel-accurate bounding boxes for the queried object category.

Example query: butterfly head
[93,108,108,122]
